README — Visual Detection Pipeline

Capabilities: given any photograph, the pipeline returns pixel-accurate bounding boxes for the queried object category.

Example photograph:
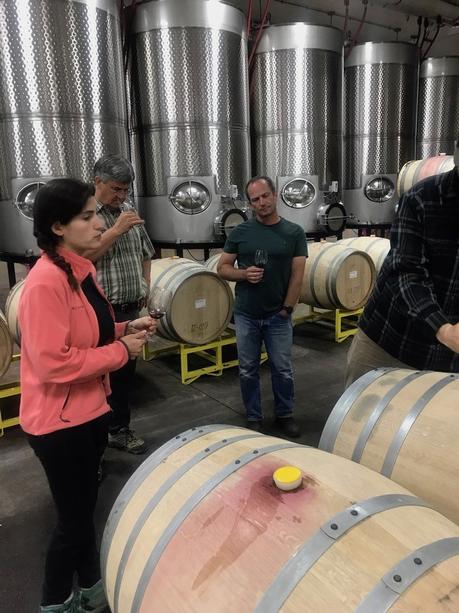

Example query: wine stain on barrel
[189,459,317,590]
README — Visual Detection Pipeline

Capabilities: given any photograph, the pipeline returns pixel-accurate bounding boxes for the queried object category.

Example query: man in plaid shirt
[86,154,155,453]
[346,137,459,387]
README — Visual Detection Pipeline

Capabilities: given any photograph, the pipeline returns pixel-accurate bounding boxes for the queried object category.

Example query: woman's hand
[128,316,158,337]
[120,330,148,359]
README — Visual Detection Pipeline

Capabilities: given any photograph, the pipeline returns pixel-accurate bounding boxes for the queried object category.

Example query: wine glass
[121,194,136,212]
[147,287,171,321]
[254,249,268,269]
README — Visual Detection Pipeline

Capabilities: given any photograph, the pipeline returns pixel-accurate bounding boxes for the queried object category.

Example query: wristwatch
[281,305,293,315]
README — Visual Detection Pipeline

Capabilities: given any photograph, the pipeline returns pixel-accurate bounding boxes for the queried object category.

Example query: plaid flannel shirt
[360,167,459,371]
[95,202,155,304]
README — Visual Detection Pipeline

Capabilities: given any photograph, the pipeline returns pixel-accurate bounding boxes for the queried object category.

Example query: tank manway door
[364,176,395,204]
[281,178,316,209]
[170,181,211,215]
[317,202,346,234]
[214,208,248,239]
[15,182,46,220]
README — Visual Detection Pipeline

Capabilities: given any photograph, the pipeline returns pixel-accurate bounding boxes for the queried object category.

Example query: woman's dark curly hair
[33,178,95,291]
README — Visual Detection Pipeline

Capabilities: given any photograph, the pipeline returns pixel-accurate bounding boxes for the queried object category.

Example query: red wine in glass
[149,308,165,320]
[254,249,268,269]
[147,287,171,324]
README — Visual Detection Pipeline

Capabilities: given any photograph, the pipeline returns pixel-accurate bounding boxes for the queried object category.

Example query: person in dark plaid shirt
[85,154,155,454]
[346,138,459,388]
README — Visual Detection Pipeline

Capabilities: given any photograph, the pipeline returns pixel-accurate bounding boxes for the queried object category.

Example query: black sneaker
[276,416,300,438]
[246,420,263,433]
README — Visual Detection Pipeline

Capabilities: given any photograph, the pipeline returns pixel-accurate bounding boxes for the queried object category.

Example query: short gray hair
[94,154,135,184]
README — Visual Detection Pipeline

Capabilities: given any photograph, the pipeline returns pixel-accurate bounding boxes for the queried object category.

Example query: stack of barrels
[205,238,390,314]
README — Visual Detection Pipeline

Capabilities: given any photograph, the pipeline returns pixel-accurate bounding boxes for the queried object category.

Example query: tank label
[195,298,206,309]
[349,270,358,279]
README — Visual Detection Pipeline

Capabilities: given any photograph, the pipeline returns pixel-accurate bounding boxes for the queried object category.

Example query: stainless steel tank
[251,23,345,235]
[0,0,128,256]
[417,56,459,159]
[343,42,418,225]
[130,0,251,244]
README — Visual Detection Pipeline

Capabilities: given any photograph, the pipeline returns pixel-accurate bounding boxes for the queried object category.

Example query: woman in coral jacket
[18,178,157,613]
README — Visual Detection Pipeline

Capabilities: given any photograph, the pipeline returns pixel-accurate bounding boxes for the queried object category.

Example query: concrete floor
[0,261,350,612]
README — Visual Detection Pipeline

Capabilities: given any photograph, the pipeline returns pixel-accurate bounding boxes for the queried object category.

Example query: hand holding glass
[147,287,171,321]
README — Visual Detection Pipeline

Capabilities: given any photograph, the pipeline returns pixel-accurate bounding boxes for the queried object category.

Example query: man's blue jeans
[234,312,294,422]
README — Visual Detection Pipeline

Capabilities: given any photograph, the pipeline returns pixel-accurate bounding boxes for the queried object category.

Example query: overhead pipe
[343,0,350,38]
[422,15,443,58]
[369,0,459,21]
[346,0,368,57]
[419,17,431,50]
[414,15,423,46]
[247,0,254,40]
[248,0,272,70]
[275,0,407,33]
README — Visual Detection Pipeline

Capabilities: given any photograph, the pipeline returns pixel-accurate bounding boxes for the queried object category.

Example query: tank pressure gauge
[170,181,211,215]
[281,179,316,208]
[364,177,394,203]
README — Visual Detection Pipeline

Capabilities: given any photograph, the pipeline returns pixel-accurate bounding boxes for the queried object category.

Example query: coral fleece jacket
[19,248,129,435]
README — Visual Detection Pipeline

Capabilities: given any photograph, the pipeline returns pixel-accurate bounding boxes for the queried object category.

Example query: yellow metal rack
[143,329,268,385]
[0,354,21,436]
[294,306,363,343]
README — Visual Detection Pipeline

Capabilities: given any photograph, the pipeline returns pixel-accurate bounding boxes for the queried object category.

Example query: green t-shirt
[224,217,308,318]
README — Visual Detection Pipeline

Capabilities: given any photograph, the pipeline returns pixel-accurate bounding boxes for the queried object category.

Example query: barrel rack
[0,354,20,436]
[142,329,268,385]
[294,306,363,343]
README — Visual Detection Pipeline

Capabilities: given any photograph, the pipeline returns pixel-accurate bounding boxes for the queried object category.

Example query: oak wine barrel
[300,242,376,310]
[0,310,13,379]
[397,155,454,196]
[102,425,459,613]
[339,236,390,275]
[320,368,459,524]
[5,279,24,346]
[205,253,236,298]
[150,258,233,345]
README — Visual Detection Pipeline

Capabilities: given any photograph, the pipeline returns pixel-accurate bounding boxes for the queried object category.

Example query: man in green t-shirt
[218,176,307,437]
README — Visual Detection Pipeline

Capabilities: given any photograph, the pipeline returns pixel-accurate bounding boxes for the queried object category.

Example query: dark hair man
[218,176,307,437]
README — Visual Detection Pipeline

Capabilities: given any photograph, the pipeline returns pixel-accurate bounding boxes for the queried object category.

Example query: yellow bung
[273,466,302,491]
